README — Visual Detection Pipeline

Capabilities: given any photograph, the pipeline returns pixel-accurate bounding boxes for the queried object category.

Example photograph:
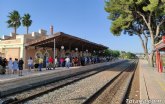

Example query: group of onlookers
[0,57,24,76]
[27,56,43,71]
[0,55,113,75]
[50,56,111,67]
[45,56,70,69]
[26,56,72,71]
[37,56,111,70]
[0,56,44,75]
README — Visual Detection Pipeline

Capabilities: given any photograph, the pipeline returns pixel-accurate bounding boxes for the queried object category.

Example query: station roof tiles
[25,32,108,51]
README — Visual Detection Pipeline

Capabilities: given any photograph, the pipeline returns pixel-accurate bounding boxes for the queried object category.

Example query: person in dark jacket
[80,57,85,66]
[18,58,24,76]
[0,58,7,74]
[0,57,3,74]
[0,57,2,66]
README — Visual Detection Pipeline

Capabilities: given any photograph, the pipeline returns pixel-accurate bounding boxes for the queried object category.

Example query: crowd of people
[0,55,113,76]
[44,56,112,68]
[0,57,24,76]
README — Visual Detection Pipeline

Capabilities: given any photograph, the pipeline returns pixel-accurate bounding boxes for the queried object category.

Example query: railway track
[25,60,136,104]
[83,59,138,104]
[1,60,128,104]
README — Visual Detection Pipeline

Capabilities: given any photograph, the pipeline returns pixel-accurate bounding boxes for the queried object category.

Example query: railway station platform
[0,60,122,97]
[140,60,165,102]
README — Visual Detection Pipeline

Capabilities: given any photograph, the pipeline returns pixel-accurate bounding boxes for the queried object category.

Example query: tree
[22,13,32,34]
[126,52,136,59]
[124,20,150,61]
[105,0,165,66]
[103,49,112,56]
[120,51,136,59]
[102,49,120,57]
[112,50,120,57]
[7,10,21,34]
[105,0,149,61]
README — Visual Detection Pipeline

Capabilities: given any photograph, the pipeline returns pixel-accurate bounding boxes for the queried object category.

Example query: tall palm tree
[22,13,32,34]
[7,10,21,34]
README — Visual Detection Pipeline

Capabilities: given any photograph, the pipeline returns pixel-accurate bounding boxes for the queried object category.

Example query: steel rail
[83,59,138,104]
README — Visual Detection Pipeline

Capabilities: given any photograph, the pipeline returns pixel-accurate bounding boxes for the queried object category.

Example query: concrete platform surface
[140,60,165,103]
[0,60,122,97]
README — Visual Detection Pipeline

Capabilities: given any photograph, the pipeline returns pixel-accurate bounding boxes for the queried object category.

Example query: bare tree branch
[137,11,148,25]
[148,12,152,24]
[155,19,165,39]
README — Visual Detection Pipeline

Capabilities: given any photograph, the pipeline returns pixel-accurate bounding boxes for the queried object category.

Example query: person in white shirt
[54,56,58,68]
[65,57,70,68]
[27,57,33,72]
[7,58,13,74]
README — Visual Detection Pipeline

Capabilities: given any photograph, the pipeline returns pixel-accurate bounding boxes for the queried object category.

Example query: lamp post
[61,45,64,57]
[99,51,101,56]
[86,49,88,56]
[61,46,64,50]
[75,48,78,57]
[93,50,96,56]
[103,50,105,56]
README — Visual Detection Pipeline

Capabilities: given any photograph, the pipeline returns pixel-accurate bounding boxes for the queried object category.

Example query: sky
[0,0,145,53]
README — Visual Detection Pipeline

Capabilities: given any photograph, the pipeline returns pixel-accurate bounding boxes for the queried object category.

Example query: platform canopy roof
[154,36,165,51]
[25,32,108,52]
[155,41,165,51]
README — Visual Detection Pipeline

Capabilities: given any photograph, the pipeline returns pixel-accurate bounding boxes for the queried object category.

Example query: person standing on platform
[54,56,58,68]
[0,57,4,74]
[27,57,33,72]
[65,56,70,68]
[1,58,7,74]
[60,57,64,67]
[48,56,54,70]
[72,57,75,67]
[85,57,87,65]
[0,57,2,65]
[7,58,13,74]
[81,57,85,66]
[38,57,43,71]
[0,57,2,66]
[74,57,78,66]
[34,57,39,71]
[46,57,49,70]
[13,58,18,74]
[18,58,24,76]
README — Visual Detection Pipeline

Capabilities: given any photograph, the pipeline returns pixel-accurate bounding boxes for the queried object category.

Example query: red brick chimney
[50,25,53,35]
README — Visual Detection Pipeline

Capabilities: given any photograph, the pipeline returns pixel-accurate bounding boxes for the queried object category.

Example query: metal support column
[69,43,72,57]
[82,45,84,57]
[156,50,163,73]
[54,38,56,65]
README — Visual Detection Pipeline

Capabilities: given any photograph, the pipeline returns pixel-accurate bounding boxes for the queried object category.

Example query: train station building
[0,26,108,67]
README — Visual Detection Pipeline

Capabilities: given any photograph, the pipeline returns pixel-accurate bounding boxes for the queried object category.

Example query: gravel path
[26,61,132,104]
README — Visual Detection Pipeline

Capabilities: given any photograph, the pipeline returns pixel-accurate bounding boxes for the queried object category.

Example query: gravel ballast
[26,61,132,104]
